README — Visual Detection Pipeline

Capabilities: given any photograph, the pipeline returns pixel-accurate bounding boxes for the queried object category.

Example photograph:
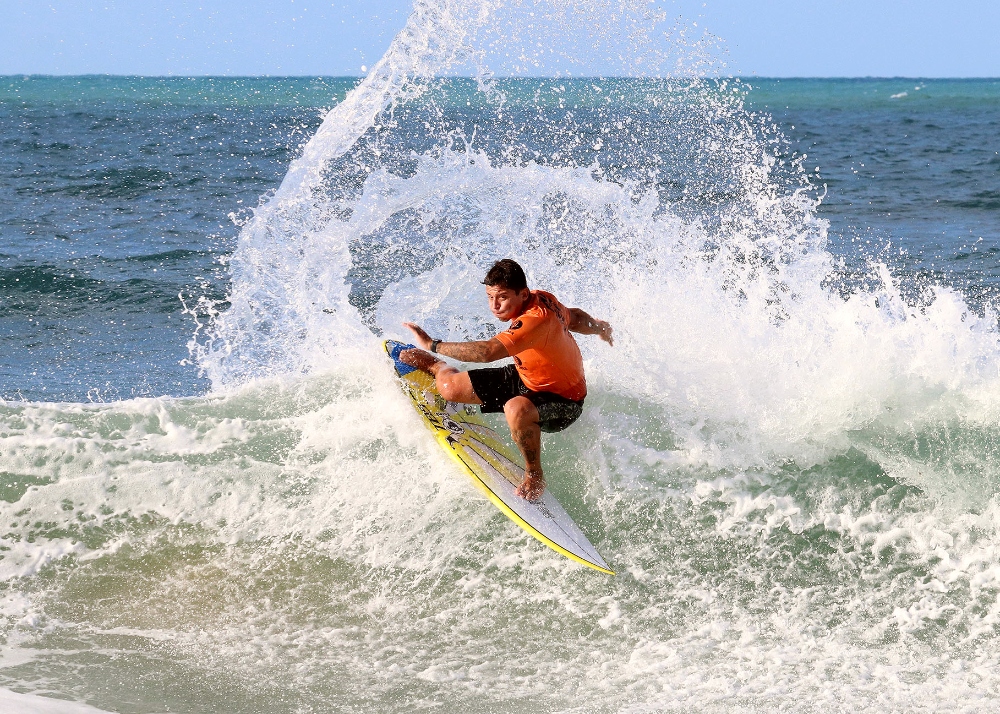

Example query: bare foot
[515,469,546,501]
[400,348,441,374]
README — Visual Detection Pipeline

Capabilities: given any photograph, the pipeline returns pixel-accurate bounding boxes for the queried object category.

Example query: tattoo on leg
[512,429,540,465]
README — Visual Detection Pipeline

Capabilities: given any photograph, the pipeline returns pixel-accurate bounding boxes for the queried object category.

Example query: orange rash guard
[493,290,587,401]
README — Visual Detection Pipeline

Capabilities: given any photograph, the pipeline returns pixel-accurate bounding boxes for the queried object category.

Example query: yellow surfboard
[384,340,613,575]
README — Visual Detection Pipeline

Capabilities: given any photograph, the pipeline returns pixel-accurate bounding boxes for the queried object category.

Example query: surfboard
[384,339,613,575]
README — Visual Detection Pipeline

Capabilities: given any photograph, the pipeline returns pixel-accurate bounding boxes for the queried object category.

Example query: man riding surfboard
[400,259,614,501]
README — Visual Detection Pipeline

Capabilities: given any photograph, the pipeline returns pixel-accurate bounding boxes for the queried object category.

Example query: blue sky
[2,0,998,77]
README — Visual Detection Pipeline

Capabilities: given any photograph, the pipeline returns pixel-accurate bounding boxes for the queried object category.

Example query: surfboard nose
[385,340,418,376]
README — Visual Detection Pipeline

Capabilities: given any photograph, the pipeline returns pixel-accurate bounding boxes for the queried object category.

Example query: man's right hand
[402,322,433,351]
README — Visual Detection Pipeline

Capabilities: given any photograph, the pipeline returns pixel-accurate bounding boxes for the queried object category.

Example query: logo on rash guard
[510,320,523,330]
[535,292,567,327]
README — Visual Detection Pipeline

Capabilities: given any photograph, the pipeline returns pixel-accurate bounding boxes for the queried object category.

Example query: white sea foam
[0,689,114,714]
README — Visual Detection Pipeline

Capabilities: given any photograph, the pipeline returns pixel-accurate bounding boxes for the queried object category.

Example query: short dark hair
[482,259,528,291]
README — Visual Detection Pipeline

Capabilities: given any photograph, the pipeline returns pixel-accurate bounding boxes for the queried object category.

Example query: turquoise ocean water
[2,4,1000,712]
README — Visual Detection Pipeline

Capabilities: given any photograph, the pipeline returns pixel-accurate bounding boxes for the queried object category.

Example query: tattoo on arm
[437,339,507,363]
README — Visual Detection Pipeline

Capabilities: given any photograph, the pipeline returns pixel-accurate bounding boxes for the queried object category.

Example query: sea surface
[2,5,1000,713]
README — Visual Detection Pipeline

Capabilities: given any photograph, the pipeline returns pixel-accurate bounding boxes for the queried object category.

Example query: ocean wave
[0,263,223,317]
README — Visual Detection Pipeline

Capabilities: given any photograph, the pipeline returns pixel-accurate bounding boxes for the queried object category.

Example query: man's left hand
[593,320,614,346]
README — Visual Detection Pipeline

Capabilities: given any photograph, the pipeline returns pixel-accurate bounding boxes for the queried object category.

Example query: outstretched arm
[567,308,614,346]
[403,322,509,363]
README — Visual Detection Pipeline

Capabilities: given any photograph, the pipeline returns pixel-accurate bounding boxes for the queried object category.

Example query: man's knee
[504,396,539,426]
[437,373,462,401]
[436,369,479,404]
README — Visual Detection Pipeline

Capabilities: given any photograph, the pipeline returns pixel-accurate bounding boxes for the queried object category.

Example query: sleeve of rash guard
[494,311,546,356]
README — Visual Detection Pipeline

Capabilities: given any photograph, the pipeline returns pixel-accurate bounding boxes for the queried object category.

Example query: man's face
[486,285,530,321]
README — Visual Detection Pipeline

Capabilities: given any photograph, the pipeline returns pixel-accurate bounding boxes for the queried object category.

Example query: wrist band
[430,339,441,353]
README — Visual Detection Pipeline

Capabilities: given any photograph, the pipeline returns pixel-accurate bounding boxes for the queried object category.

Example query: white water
[0,688,113,714]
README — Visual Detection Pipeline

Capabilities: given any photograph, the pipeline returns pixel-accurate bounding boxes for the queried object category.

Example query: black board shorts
[468,364,584,433]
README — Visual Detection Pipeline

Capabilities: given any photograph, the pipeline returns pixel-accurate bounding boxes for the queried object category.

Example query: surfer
[400,258,613,501]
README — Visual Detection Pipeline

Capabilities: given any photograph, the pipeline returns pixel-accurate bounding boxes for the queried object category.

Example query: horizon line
[3,73,1000,81]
